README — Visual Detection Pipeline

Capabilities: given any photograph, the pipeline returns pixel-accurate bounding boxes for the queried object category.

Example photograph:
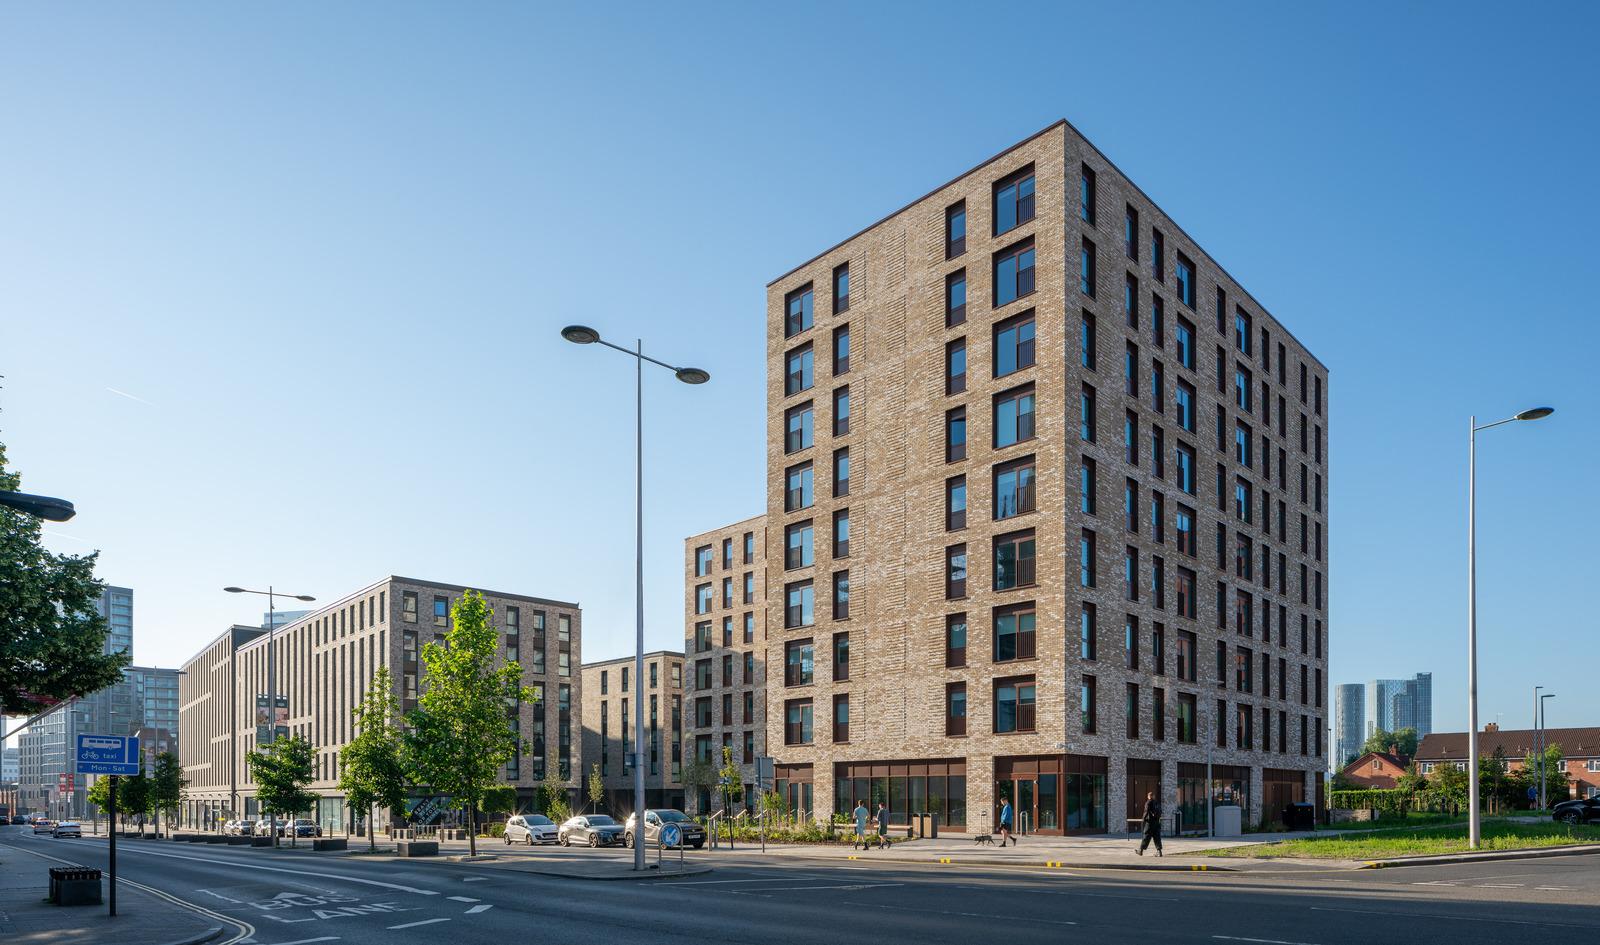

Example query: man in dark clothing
[875,803,890,849]
[1136,791,1163,856]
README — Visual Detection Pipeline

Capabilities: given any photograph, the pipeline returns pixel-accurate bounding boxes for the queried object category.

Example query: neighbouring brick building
[579,650,686,813]
[1415,725,1600,800]
[178,576,581,831]
[683,516,769,814]
[1339,749,1410,790]
[761,120,1329,834]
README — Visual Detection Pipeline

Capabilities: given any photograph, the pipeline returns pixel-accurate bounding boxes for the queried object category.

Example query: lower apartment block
[177,576,581,831]
[682,516,769,814]
[751,120,1328,835]
[579,651,686,812]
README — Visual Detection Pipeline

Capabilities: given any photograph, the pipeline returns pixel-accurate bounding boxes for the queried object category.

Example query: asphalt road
[5,825,1598,945]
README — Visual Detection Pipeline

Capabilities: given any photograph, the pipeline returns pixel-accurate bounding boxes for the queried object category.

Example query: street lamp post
[1539,693,1555,810]
[1467,406,1553,848]
[224,585,316,845]
[561,324,709,872]
[0,490,77,521]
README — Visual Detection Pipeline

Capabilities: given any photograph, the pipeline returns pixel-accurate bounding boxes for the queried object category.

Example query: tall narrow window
[1080,238,1096,297]
[832,324,850,375]
[784,461,813,511]
[946,269,967,327]
[1080,529,1097,588]
[832,263,850,313]
[1151,228,1165,283]
[785,283,813,337]
[995,165,1036,235]
[1176,252,1195,307]
[832,448,849,497]
[1080,602,1097,660]
[993,531,1036,591]
[945,201,966,259]
[832,571,849,620]
[1081,383,1097,442]
[946,475,967,531]
[785,344,813,396]
[833,508,850,558]
[994,457,1036,520]
[946,407,966,463]
[1125,273,1139,328]
[1124,205,1139,258]
[1080,676,1097,734]
[832,386,850,436]
[1080,457,1097,515]
[1081,311,1097,370]
[1079,164,1096,225]
[785,402,813,453]
[946,682,967,735]
[994,385,1036,448]
[945,613,968,668]
[946,544,968,599]
[946,338,967,394]
[995,239,1036,305]
[994,311,1036,377]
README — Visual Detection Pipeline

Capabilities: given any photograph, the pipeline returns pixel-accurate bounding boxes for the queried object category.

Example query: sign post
[76,735,139,918]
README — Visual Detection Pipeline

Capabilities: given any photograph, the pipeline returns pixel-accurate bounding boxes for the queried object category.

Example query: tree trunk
[467,804,477,857]
[369,804,376,852]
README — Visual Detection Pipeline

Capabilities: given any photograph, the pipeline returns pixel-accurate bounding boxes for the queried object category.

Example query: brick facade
[760,120,1329,833]
[579,650,686,812]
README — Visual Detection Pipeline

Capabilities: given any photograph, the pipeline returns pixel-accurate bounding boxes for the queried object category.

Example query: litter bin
[1213,804,1242,837]
[913,813,939,839]
[1282,802,1315,831]
[48,867,103,906]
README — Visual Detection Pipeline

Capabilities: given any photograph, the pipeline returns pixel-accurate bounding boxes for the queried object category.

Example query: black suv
[1551,796,1600,825]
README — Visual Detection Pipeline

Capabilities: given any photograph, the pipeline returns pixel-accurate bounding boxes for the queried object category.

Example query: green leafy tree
[480,785,518,830]
[1431,762,1470,810]
[247,734,317,847]
[0,443,129,714]
[1522,744,1568,808]
[86,775,112,828]
[680,754,715,815]
[718,745,744,812]
[1361,727,1420,759]
[540,768,572,823]
[150,751,187,838]
[338,667,409,850]
[1394,762,1428,796]
[586,763,605,814]
[403,590,538,857]
[121,767,153,836]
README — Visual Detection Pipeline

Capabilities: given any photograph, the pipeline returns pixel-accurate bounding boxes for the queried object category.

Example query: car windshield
[587,816,615,825]
[653,810,690,823]
[527,815,553,825]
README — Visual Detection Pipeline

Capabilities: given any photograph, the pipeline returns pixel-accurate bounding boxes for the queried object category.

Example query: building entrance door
[997,774,1060,835]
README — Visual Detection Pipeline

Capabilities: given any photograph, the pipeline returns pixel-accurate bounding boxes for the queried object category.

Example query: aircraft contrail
[106,387,154,405]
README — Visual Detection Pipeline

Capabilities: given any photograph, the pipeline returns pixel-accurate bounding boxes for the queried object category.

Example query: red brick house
[1414,725,1600,801]
[1339,750,1411,789]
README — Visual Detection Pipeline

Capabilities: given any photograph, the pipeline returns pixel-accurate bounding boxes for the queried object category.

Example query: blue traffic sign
[76,734,140,775]
[660,822,681,847]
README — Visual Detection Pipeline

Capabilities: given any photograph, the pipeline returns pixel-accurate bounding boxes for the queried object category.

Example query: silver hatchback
[503,813,559,845]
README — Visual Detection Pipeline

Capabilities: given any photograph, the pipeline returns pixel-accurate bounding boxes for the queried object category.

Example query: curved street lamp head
[292,594,316,602]
[561,325,601,345]
[223,587,245,594]
[674,367,711,385]
[0,491,77,522]
[1514,407,1554,421]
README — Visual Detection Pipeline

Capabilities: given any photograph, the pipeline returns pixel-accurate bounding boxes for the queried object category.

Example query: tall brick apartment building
[682,516,768,814]
[761,120,1329,834]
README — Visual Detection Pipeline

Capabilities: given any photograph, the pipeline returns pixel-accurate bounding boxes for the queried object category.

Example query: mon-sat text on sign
[75,734,141,775]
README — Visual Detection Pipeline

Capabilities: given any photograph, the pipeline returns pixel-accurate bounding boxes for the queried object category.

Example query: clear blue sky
[3,2,1595,736]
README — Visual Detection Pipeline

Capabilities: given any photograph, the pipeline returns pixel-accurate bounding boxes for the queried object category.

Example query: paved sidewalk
[0,840,223,945]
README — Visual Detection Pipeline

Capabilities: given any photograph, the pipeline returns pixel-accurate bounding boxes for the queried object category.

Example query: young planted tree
[540,767,572,824]
[403,590,538,857]
[680,755,714,816]
[586,764,605,814]
[338,667,409,850]
[0,443,129,714]
[121,767,153,836]
[86,775,113,831]
[150,752,188,838]
[247,734,317,847]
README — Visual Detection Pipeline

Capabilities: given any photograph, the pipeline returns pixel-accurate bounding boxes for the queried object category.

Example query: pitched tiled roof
[1339,750,1410,776]
[1416,727,1600,761]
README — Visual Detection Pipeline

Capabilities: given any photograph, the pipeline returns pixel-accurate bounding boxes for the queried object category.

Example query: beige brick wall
[761,120,1329,830]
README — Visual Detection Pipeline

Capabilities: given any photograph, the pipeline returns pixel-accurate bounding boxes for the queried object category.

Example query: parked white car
[503,814,559,845]
[52,821,82,838]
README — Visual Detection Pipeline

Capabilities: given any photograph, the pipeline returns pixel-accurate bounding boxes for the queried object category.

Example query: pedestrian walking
[997,798,1015,846]
[853,800,869,851]
[875,802,889,850]
[1136,791,1164,857]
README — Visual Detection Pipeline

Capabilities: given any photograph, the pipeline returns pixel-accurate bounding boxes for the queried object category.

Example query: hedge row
[1329,789,1454,814]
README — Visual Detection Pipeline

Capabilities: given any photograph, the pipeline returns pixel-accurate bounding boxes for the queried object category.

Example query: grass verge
[1202,821,1600,859]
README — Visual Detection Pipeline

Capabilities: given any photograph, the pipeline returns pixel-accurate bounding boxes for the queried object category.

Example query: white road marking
[1213,937,1321,945]
[846,901,1076,926]
[464,904,492,914]
[446,896,480,902]
[1476,884,1523,888]
[200,888,246,902]
[271,938,340,945]
[1310,905,1597,930]
[736,882,905,892]
[1536,886,1572,890]
[63,843,441,896]
[1412,881,1457,886]
[460,877,489,882]
[388,918,451,930]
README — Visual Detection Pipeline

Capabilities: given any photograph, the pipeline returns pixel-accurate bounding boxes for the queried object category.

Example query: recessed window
[995,165,1036,236]
[946,543,967,599]
[1176,316,1195,369]
[1080,456,1097,515]
[1124,205,1139,258]
[833,509,850,558]
[1080,602,1097,660]
[993,602,1037,660]
[784,461,813,511]
[945,201,966,259]
[1176,566,1197,619]
[1234,307,1251,354]
[832,570,849,620]
[1152,228,1165,283]
[695,584,712,615]
[1080,676,1097,734]
[1176,380,1196,432]
[1079,164,1096,225]
[1081,311,1097,370]
[1175,503,1196,556]
[1152,294,1166,348]
[1124,273,1139,328]
[833,447,849,497]
[784,580,814,629]
[832,693,850,743]
[785,284,813,337]
[994,531,1036,591]
[785,344,814,397]
[995,238,1036,306]
[785,402,813,453]
[832,386,850,436]
[996,676,1037,733]
[833,325,850,375]
[946,270,967,327]
[1124,342,1139,396]
[1235,365,1253,413]
[694,544,713,577]
[784,520,813,570]
[1080,238,1096,297]
[833,631,850,681]
[946,406,967,463]
[1175,252,1196,307]
[833,263,850,314]
[1080,529,1097,588]
[1080,383,1096,442]
[946,475,967,531]
[946,338,967,394]
[994,311,1036,377]
[994,457,1035,520]
[1176,443,1195,495]
[946,682,967,736]
[994,385,1035,448]
[945,613,967,668]
[784,698,813,745]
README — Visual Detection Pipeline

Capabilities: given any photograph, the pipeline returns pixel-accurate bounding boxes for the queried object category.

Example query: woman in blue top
[998,799,1015,846]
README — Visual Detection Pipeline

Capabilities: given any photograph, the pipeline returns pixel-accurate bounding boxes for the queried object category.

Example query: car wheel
[560,834,569,846]
[525,833,534,846]
[625,832,634,848]
[588,834,600,848]
[1560,811,1581,825]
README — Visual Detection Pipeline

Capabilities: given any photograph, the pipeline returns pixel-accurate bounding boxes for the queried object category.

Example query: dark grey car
[559,814,625,847]
[1551,796,1600,825]
[623,809,705,849]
